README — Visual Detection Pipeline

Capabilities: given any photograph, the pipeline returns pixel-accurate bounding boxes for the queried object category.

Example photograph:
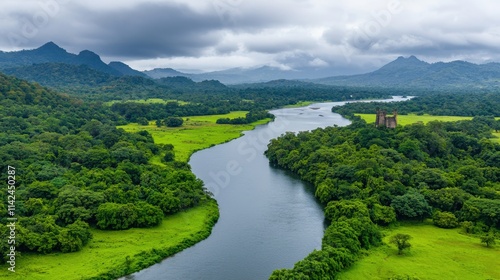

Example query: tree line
[334,92,500,117]
[216,110,274,124]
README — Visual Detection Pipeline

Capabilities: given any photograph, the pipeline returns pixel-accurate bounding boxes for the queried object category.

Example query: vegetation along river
[127,97,410,280]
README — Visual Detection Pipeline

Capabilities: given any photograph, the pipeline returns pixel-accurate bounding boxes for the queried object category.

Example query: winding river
[127,97,410,280]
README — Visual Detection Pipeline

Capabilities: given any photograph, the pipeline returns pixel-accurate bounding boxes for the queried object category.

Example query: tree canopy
[0,73,211,262]
[266,115,500,278]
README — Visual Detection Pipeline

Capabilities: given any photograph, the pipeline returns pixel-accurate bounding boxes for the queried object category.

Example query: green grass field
[356,114,474,126]
[119,111,271,162]
[104,98,191,106]
[0,202,218,280]
[338,222,500,280]
[492,132,500,143]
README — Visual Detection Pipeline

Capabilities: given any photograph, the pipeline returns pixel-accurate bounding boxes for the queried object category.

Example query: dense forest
[0,73,210,260]
[266,117,500,279]
[334,92,500,117]
[0,66,407,264]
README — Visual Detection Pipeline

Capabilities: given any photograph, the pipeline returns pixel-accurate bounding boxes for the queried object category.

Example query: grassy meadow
[338,222,500,280]
[104,98,191,106]
[0,201,218,280]
[355,114,474,126]
[119,111,271,162]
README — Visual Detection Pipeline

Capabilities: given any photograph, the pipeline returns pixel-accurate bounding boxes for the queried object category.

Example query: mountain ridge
[2,42,500,88]
[142,65,333,84]
[0,42,140,77]
[314,56,500,89]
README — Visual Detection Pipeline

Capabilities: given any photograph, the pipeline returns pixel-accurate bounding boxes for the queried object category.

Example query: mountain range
[1,42,500,89]
[314,56,500,89]
[144,66,337,84]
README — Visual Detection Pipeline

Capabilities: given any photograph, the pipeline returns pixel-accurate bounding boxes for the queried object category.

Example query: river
[126,96,410,280]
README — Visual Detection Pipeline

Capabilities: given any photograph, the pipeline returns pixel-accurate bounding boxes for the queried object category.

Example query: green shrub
[433,211,459,228]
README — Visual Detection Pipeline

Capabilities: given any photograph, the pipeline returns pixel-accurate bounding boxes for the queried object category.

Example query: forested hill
[315,56,500,90]
[3,63,114,88]
[0,42,144,77]
[333,92,500,117]
[266,118,500,279]
[0,73,212,272]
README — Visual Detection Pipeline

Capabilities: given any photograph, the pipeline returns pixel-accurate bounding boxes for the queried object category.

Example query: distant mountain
[315,56,500,89]
[76,50,121,76]
[0,42,124,76]
[232,79,319,89]
[143,65,336,84]
[143,68,187,79]
[192,66,292,84]
[108,61,147,77]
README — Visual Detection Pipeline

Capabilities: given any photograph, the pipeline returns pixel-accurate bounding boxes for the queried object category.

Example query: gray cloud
[61,2,225,58]
[1,0,500,72]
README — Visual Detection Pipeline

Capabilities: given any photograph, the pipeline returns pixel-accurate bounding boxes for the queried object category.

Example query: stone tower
[375,109,386,127]
[375,109,397,128]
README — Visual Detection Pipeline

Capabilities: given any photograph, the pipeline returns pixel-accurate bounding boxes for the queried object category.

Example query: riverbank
[131,102,340,279]
[118,111,272,162]
[50,112,269,279]
[0,200,219,280]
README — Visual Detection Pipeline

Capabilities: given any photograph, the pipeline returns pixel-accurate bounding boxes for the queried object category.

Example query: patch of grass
[283,101,317,108]
[355,114,473,126]
[338,222,500,280]
[104,98,190,106]
[492,132,500,143]
[0,201,219,280]
[119,111,271,162]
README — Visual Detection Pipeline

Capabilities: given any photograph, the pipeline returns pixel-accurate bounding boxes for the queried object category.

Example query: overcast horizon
[1,0,499,74]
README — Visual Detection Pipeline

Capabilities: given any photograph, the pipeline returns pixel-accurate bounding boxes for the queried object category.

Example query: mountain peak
[380,55,429,72]
[35,41,67,53]
[78,50,101,60]
[407,55,422,62]
[395,55,423,63]
[76,50,123,76]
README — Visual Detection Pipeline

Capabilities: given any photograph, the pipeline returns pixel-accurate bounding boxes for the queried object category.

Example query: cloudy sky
[1,0,499,74]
